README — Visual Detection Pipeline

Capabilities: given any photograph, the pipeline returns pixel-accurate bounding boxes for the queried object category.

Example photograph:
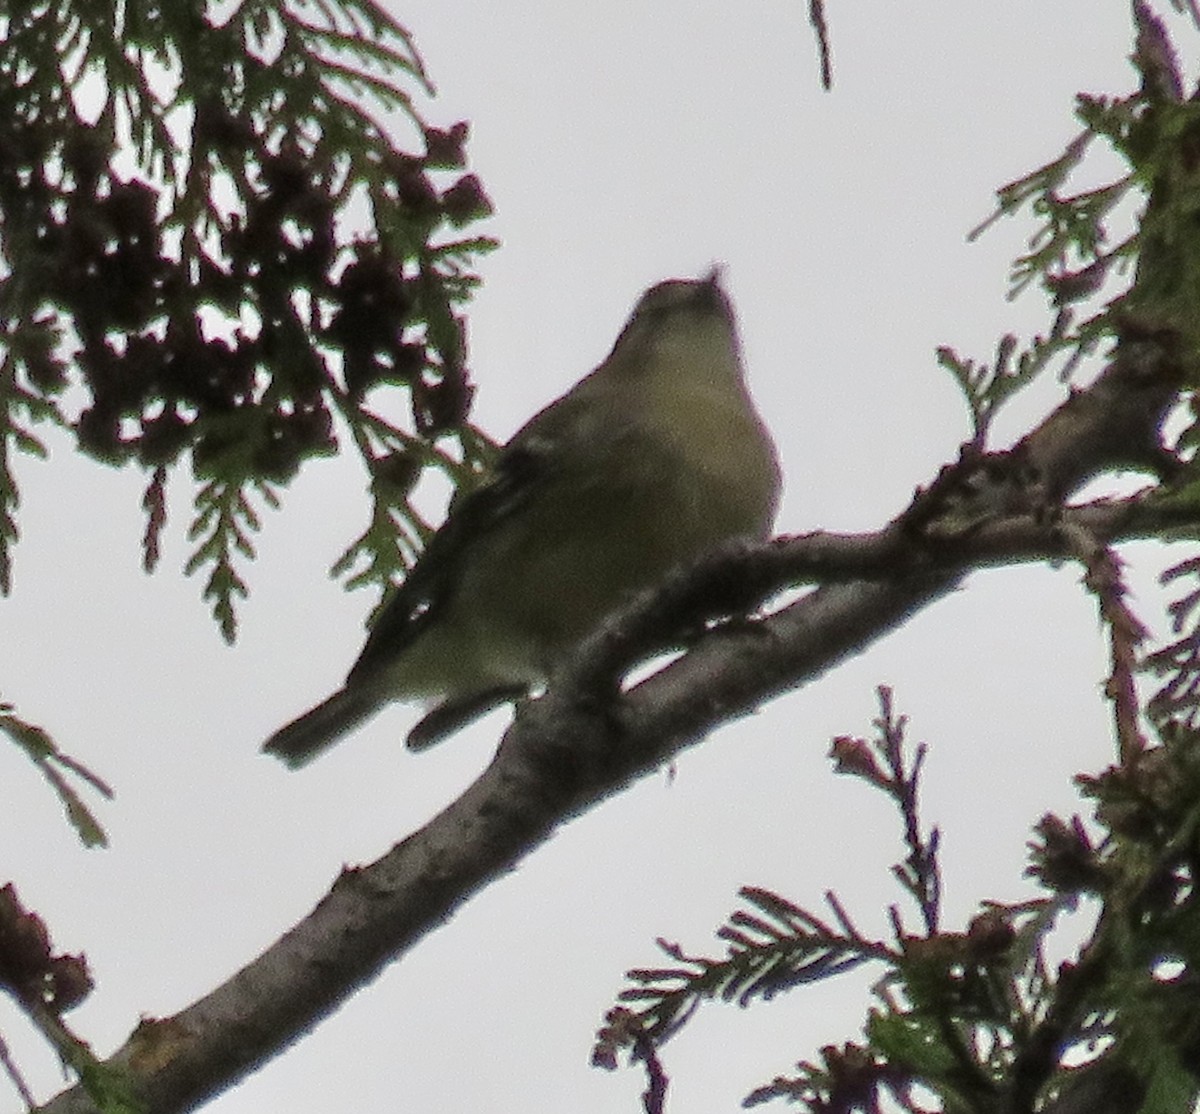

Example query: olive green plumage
[263,271,780,768]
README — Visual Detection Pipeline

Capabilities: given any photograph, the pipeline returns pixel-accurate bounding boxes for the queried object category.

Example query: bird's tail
[262,686,384,769]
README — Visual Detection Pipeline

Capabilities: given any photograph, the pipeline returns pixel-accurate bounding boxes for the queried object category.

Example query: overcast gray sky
[0,2,1179,1112]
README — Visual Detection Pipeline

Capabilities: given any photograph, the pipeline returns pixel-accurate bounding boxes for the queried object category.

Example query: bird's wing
[346,439,545,683]
[346,372,625,683]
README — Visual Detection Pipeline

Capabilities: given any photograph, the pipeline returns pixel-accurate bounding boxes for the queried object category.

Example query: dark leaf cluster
[1148,555,1200,731]
[0,0,497,636]
[599,680,1200,1114]
[0,884,136,1113]
[0,883,90,1016]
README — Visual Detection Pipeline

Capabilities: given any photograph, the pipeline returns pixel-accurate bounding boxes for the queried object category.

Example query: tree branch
[37,335,1197,1113]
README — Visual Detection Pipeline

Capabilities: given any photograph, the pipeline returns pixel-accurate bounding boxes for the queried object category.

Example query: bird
[262,269,781,768]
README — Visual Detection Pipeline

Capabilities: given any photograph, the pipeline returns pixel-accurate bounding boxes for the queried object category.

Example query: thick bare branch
[37,324,1198,1113]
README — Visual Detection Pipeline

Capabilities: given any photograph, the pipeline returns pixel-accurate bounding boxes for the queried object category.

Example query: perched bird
[263,270,781,768]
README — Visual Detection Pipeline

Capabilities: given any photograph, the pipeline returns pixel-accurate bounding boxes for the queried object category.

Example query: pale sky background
[0,3,1186,1112]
